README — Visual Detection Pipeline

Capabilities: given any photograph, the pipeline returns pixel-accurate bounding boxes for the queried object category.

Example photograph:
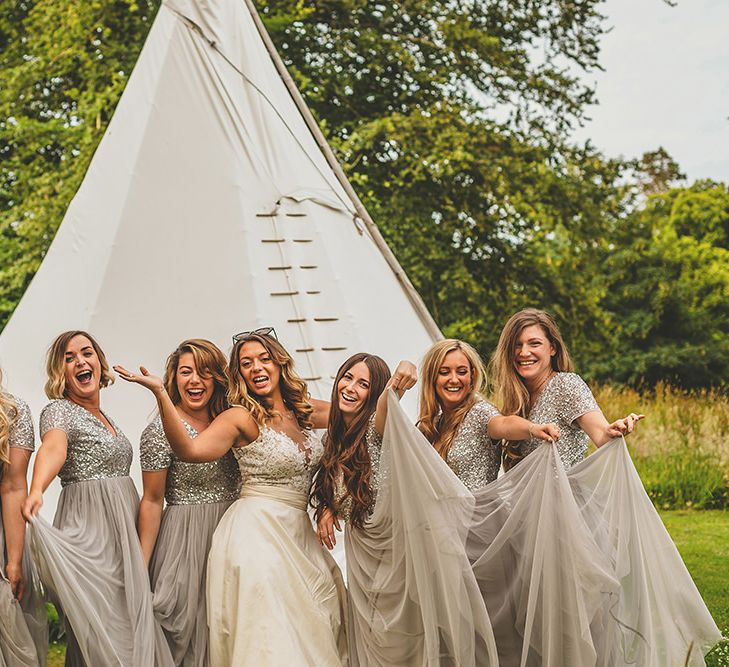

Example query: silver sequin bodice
[233,426,322,496]
[519,372,598,469]
[0,394,34,485]
[140,416,241,505]
[40,399,132,487]
[332,415,383,522]
[446,400,501,492]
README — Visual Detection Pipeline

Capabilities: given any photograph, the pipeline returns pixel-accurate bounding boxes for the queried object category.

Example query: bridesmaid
[489,308,642,469]
[417,338,559,489]
[115,329,347,667]
[313,353,499,666]
[0,370,47,666]
[138,339,240,666]
[22,330,173,667]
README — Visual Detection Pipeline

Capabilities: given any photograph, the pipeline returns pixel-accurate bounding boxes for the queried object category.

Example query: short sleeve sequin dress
[443,399,502,491]
[28,399,173,667]
[0,395,48,667]
[140,416,240,667]
[205,423,347,667]
[517,372,598,469]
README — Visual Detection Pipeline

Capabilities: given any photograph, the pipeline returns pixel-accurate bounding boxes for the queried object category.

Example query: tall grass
[594,384,729,509]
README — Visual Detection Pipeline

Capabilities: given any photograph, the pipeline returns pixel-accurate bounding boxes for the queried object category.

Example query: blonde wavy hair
[164,339,230,420]
[45,330,115,400]
[489,308,573,468]
[227,333,313,429]
[418,339,486,460]
[0,369,20,475]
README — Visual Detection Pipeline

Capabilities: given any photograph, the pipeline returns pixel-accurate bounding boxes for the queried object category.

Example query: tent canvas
[0,0,440,518]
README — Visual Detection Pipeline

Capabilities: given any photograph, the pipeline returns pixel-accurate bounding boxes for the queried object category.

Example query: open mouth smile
[76,370,93,385]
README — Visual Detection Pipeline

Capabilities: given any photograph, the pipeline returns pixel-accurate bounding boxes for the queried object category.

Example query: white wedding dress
[206,426,347,666]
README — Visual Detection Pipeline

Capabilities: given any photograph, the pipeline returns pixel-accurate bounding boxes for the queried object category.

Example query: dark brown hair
[312,353,391,529]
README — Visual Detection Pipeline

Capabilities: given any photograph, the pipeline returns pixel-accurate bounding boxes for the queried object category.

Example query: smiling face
[175,351,214,415]
[63,334,102,401]
[514,324,556,387]
[238,340,281,398]
[337,361,371,420]
[435,350,473,411]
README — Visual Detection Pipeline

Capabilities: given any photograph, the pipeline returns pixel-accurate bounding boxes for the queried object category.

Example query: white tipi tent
[0,0,440,516]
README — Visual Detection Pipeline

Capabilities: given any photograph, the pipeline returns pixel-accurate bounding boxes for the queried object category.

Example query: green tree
[594,182,729,389]
[0,0,160,324]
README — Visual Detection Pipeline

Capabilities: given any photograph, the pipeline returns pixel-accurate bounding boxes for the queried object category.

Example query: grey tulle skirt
[0,511,48,667]
[28,476,173,667]
[149,501,232,667]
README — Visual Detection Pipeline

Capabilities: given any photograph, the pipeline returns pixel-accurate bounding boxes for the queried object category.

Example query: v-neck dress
[206,425,347,667]
[140,416,240,667]
[28,399,173,667]
[517,372,598,469]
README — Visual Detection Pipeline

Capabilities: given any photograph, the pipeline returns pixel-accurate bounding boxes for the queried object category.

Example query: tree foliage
[0,0,726,389]
[594,182,729,389]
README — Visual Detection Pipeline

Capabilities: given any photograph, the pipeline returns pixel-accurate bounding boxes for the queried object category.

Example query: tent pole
[241,0,442,342]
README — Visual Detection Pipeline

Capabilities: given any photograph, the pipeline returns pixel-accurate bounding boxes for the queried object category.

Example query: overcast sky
[575,0,729,183]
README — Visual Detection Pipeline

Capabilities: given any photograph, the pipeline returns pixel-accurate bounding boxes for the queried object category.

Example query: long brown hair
[227,333,313,429]
[163,339,230,420]
[45,330,115,399]
[312,354,391,529]
[490,308,573,468]
[418,339,486,460]
[0,369,19,476]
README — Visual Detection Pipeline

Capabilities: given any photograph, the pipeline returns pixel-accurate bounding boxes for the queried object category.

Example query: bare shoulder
[223,405,260,445]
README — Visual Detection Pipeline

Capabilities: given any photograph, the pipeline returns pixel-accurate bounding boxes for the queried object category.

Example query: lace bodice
[519,372,598,469]
[40,399,132,487]
[140,416,241,505]
[233,426,323,496]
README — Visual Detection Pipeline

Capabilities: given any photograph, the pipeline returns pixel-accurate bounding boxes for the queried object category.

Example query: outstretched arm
[114,365,258,461]
[22,429,68,520]
[577,409,644,447]
[488,415,560,443]
[373,361,417,435]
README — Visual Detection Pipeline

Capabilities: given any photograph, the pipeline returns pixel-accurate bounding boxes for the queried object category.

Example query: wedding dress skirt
[206,484,347,666]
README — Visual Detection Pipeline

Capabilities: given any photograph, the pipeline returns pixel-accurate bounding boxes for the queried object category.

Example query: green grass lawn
[46,510,729,666]
[660,510,729,666]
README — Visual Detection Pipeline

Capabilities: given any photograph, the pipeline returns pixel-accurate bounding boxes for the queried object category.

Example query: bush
[593,383,729,509]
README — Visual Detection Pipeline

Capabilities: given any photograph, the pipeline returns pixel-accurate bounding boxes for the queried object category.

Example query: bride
[116,329,347,666]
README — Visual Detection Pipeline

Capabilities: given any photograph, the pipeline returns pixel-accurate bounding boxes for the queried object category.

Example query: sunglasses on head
[232,327,278,344]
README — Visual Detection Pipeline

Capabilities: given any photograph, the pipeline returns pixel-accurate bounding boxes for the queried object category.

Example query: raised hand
[607,413,645,438]
[113,365,165,396]
[387,360,417,393]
